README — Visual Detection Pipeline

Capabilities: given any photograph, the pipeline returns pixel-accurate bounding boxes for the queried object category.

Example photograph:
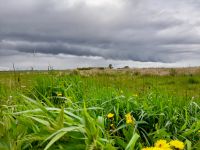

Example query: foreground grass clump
[0,70,200,149]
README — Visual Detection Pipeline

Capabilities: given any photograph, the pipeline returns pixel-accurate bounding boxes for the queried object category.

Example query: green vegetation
[0,70,199,150]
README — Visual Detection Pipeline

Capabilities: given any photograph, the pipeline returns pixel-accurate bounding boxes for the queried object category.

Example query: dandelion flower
[170,140,184,150]
[155,140,171,150]
[57,93,62,96]
[153,148,165,150]
[142,147,163,150]
[142,147,154,150]
[107,113,114,119]
[125,112,134,124]
[133,94,138,97]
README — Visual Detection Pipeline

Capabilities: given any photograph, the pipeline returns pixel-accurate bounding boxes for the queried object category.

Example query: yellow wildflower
[142,147,154,150]
[133,94,138,97]
[169,140,184,150]
[57,93,62,96]
[125,112,134,124]
[107,113,114,119]
[153,148,165,150]
[142,147,163,150]
[155,140,171,150]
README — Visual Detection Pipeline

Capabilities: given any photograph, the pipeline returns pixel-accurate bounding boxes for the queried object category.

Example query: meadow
[0,68,200,150]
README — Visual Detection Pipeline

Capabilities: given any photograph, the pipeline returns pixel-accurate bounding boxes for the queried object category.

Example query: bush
[169,68,177,76]
[188,78,199,84]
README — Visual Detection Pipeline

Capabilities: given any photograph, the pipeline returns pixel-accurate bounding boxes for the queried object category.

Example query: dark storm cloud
[0,0,200,64]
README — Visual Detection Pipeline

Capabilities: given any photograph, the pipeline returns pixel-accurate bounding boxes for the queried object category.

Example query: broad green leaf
[125,132,140,150]
[30,116,50,127]
[44,131,66,150]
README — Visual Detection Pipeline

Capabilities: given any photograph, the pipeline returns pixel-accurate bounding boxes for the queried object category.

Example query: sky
[0,0,200,70]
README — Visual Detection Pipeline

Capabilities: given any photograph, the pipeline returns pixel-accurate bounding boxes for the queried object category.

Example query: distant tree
[108,64,113,69]
[124,66,129,69]
[169,68,177,76]
[48,65,53,71]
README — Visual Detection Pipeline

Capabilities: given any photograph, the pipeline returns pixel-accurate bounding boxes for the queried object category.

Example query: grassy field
[0,68,200,150]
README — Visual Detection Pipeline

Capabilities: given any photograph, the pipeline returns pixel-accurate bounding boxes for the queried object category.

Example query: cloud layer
[0,0,200,69]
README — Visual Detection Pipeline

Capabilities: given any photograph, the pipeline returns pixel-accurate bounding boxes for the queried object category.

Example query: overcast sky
[0,0,200,70]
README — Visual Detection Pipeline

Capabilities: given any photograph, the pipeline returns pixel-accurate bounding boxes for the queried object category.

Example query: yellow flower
[142,147,154,150]
[125,112,134,124]
[169,140,184,150]
[133,94,138,97]
[57,93,62,96]
[152,148,163,150]
[107,113,114,119]
[155,140,171,150]
[142,147,163,150]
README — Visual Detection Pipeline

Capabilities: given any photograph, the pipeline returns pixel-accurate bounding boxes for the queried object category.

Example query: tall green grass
[0,71,199,149]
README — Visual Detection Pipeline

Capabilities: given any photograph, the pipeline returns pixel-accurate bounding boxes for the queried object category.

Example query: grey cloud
[0,39,178,62]
[1,51,199,71]
[0,0,200,68]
